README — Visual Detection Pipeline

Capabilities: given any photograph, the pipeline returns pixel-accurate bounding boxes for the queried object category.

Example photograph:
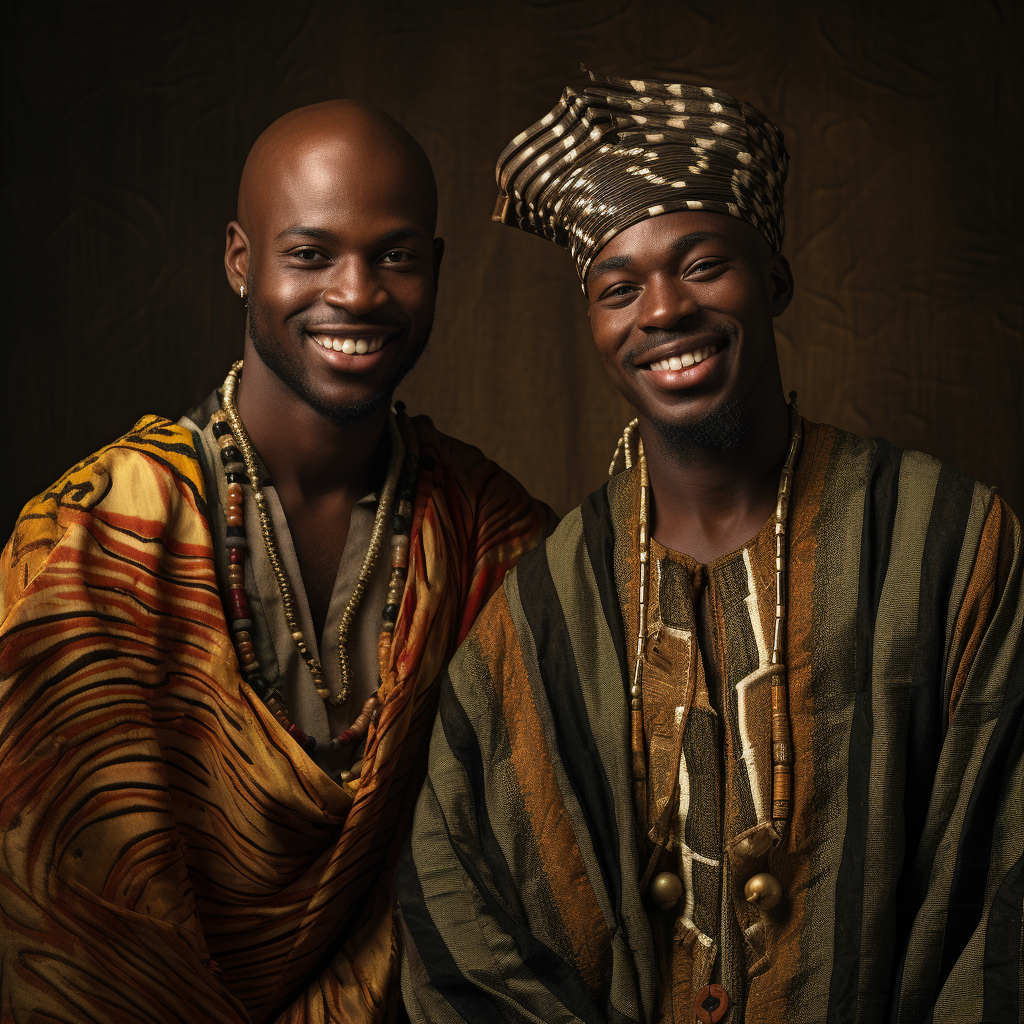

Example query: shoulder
[404,410,557,528]
[2,417,206,610]
[803,417,1000,522]
[405,411,500,478]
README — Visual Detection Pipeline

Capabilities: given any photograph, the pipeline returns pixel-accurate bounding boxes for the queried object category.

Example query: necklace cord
[221,360,402,706]
[628,397,803,848]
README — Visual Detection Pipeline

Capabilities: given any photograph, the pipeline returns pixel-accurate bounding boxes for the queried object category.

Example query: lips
[634,336,729,391]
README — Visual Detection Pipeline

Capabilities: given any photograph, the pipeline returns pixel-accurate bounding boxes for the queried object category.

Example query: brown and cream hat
[494,68,788,288]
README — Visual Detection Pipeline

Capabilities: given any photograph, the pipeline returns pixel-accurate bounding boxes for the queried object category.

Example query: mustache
[298,314,408,332]
[626,315,738,366]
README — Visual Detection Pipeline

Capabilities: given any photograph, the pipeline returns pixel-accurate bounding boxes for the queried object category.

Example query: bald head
[237,99,437,238]
[224,100,444,428]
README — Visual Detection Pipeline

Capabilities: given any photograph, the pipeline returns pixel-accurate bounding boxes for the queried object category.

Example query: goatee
[648,399,748,462]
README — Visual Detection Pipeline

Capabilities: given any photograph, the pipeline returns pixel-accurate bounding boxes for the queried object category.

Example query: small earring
[239,284,246,300]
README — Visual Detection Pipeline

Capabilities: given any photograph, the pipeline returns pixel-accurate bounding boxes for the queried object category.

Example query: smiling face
[225,102,442,424]
[586,210,793,447]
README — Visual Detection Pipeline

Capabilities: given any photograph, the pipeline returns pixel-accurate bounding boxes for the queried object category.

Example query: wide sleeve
[898,495,1024,1021]
[397,587,614,1024]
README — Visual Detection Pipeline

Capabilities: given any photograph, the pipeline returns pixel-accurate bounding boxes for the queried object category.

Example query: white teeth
[312,333,389,354]
[649,343,719,371]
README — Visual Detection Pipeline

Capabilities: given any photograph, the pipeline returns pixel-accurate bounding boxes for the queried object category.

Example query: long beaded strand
[211,362,419,769]
[619,395,803,837]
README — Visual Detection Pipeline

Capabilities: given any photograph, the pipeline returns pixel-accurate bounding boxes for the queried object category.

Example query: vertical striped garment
[399,420,1023,1023]
[0,412,548,1023]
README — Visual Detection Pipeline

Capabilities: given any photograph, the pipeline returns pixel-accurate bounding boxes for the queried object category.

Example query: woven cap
[494,68,788,288]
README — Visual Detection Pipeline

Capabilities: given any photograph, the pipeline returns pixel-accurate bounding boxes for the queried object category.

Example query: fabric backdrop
[3,0,1021,538]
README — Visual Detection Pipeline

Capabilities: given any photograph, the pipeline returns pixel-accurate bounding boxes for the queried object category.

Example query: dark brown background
[3,0,1022,539]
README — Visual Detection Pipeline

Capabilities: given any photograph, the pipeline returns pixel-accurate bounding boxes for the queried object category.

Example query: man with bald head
[0,101,550,1022]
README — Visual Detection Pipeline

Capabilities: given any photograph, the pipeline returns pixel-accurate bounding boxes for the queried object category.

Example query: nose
[636,272,699,331]
[320,257,388,316]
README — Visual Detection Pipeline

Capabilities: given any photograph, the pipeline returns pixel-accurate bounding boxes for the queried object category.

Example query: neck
[639,385,791,563]
[234,346,389,502]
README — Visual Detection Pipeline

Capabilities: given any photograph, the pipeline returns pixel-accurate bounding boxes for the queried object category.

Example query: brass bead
[744,872,782,911]
[649,871,683,909]
[316,687,331,700]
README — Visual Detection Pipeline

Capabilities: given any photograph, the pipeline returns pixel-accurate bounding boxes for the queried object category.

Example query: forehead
[592,210,766,265]
[250,138,433,240]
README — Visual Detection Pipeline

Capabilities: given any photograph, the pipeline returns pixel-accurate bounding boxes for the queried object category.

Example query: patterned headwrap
[494,68,788,289]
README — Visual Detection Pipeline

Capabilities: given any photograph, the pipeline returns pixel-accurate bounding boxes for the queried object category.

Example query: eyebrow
[275,225,427,245]
[588,229,728,278]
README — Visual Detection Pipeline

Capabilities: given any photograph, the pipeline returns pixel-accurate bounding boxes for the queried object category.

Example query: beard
[630,314,748,461]
[647,399,748,461]
[246,294,431,425]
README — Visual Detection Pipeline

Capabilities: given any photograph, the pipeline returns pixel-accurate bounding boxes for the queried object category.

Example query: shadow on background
[3,0,1021,537]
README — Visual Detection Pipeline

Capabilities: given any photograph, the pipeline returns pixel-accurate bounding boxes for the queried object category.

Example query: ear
[432,237,445,292]
[224,221,251,297]
[768,253,794,317]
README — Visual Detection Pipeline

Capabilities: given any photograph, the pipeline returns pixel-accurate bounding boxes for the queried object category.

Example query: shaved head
[224,99,443,425]
[237,99,437,237]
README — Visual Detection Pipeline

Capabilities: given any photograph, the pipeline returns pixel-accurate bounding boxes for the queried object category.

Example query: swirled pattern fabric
[494,68,788,287]
[0,412,549,1023]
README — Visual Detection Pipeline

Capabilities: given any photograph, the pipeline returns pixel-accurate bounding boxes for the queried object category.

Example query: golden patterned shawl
[0,412,548,1024]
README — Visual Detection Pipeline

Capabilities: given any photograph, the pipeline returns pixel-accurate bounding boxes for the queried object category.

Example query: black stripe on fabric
[437,676,530,923]
[516,536,626,932]
[888,464,975,1010]
[939,644,1024,1003]
[983,848,1024,1022]
[581,486,630,691]
[429,678,606,1024]
[396,833,508,1024]
[828,438,903,1023]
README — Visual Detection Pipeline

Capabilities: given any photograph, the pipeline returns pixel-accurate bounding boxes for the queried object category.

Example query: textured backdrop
[3,0,1021,537]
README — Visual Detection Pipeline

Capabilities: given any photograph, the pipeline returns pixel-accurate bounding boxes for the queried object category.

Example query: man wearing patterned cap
[399,70,1022,1022]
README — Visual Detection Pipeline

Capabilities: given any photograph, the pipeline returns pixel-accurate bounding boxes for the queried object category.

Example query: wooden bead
[649,871,683,909]
[744,872,782,910]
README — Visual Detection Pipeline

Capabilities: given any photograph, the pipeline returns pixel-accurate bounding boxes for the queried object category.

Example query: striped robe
[399,420,1023,1023]
[0,412,548,1024]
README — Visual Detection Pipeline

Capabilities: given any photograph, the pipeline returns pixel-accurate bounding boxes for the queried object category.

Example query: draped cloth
[399,420,1024,1023]
[0,411,549,1024]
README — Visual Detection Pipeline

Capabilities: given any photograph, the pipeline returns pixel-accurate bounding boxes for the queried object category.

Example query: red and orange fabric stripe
[0,412,549,1024]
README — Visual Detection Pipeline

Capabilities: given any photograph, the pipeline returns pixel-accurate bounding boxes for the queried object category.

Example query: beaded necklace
[616,397,803,838]
[213,360,418,773]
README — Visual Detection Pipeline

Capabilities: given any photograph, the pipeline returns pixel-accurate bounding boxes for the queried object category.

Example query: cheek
[589,310,632,365]
[255,269,319,310]
[391,275,436,319]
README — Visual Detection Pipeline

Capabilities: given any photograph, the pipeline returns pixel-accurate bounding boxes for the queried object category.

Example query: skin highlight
[223,100,443,643]
[586,211,794,563]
